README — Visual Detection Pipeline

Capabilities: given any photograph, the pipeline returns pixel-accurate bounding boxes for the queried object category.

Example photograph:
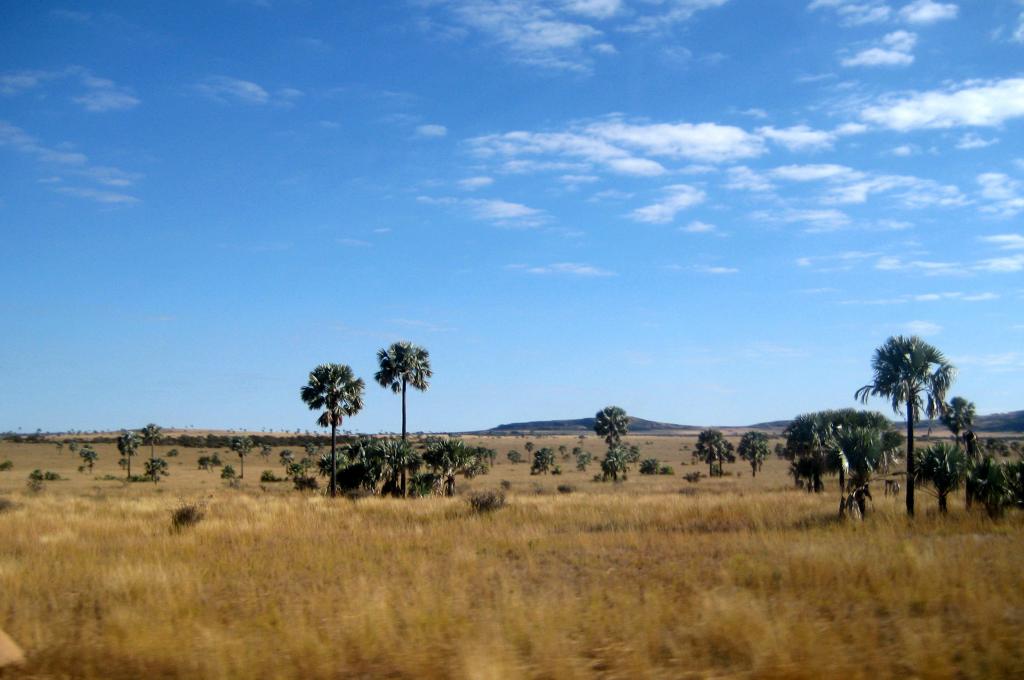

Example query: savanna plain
[2,433,1023,680]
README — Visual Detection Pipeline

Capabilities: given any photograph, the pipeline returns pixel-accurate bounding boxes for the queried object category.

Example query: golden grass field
[1,434,1023,679]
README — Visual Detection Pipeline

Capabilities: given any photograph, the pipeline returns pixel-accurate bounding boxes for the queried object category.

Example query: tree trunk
[906,398,915,517]
[839,467,846,495]
[240,455,244,479]
[401,379,408,497]
[939,493,947,513]
[401,378,407,441]
[751,462,756,478]
[126,455,131,480]
[330,423,337,498]
[150,444,155,461]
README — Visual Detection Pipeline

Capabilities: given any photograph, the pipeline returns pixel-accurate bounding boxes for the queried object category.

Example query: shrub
[557,484,575,494]
[0,460,13,471]
[293,476,318,492]
[683,471,703,483]
[166,448,180,458]
[659,465,675,475]
[171,502,205,531]
[260,470,285,483]
[220,465,237,480]
[499,480,512,490]
[0,497,18,513]
[507,450,523,464]
[29,469,61,481]
[639,458,660,475]
[467,490,506,513]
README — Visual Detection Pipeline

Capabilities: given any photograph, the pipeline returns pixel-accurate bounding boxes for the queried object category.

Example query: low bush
[171,502,205,531]
[659,465,675,475]
[639,458,660,475]
[0,460,13,471]
[260,470,285,483]
[683,471,703,484]
[499,480,512,490]
[557,484,575,494]
[293,476,318,492]
[467,490,506,513]
[0,497,18,513]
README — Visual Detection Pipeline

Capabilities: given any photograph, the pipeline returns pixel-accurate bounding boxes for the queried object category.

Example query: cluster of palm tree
[299,341,431,497]
[846,335,1024,517]
[693,429,735,477]
[299,343,494,498]
[594,406,634,481]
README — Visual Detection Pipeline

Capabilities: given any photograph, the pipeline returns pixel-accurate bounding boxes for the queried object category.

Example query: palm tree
[856,335,956,516]
[375,341,432,441]
[375,438,420,497]
[600,445,630,481]
[140,423,163,461]
[230,436,254,479]
[423,438,477,496]
[940,396,976,449]
[594,406,629,447]
[915,443,967,513]
[737,431,769,477]
[117,430,140,480]
[78,445,98,473]
[695,428,732,477]
[375,342,431,495]
[300,364,365,498]
[834,426,885,517]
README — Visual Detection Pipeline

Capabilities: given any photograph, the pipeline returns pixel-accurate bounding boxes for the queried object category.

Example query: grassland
[1,435,1023,679]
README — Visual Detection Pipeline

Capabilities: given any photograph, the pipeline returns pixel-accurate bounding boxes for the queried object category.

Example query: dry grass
[0,437,1022,679]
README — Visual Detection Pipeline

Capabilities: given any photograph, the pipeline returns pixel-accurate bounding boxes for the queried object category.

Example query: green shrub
[260,470,285,483]
[0,460,13,471]
[639,458,660,475]
[659,465,675,475]
[557,484,575,494]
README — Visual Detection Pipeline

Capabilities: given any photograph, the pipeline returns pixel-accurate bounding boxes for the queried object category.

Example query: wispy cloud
[898,0,957,24]
[507,262,614,276]
[196,76,271,105]
[628,184,706,223]
[904,320,942,336]
[841,31,916,68]
[416,124,448,138]
[457,176,494,190]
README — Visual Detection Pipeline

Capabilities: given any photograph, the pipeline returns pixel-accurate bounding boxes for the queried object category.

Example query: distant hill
[484,416,701,434]
[480,410,1024,435]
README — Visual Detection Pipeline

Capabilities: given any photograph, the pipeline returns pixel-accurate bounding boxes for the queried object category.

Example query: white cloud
[416,124,448,137]
[754,208,852,232]
[875,256,960,275]
[757,124,837,151]
[771,163,854,181]
[975,254,1024,273]
[510,261,614,276]
[891,144,916,156]
[861,78,1024,130]
[467,198,542,222]
[74,89,140,112]
[809,0,891,26]
[56,186,139,204]
[695,265,738,274]
[196,76,270,104]
[561,0,621,19]
[1,67,140,111]
[0,120,87,165]
[898,0,957,24]
[841,31,916,68]
[590,120,765,162]
[458,176,494,190]
[980,233,1024,250]
[977,173,1024,216]
[628,184,706,223]
[956,133,998,150]
[725,165,774,192]
[904,320,942,335]
[681,220,716,233]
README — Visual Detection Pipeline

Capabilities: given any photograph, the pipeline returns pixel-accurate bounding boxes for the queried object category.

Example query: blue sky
[1,0,1022,434]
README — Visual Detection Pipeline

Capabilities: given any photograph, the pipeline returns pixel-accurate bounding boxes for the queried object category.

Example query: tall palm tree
[940,396,976,448]
[230,435,254,479]
[594,406,629,447]
[856,335,956,516]
[117,430,140,480]
[141,423,163,461]
[375,342,432,440]
[300,364,365,498]
[375,342,431,494]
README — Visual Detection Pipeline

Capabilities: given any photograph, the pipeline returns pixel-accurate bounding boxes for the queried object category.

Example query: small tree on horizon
[230,435,254,480]
[141,423,163,461]
[738,431,769,477]
[117,431,140,480]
